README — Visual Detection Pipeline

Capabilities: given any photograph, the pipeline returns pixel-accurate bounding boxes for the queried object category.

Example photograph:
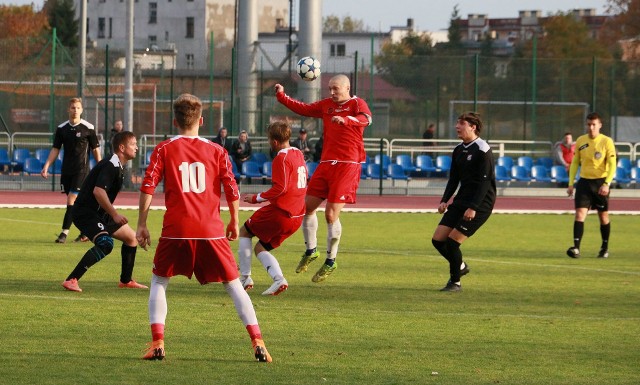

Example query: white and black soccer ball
[297,56,321,81]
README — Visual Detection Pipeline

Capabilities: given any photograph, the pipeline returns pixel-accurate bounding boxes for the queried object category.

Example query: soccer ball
[297,56,321,81]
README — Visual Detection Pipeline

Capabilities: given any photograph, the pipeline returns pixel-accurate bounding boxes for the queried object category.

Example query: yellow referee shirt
[569,133,616,184]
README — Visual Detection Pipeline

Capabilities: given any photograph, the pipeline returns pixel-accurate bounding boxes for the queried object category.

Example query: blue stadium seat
[536,157,554,171]
[511,165,531,182]
[23,157,42,175]
[261,161,272,178]
[0,148,11,170]
[617,157,631,172]
[614,167,631,185]
[229,156,241,180]
[630,167,640,184]
[497,156,514,170]
[35,148,50,164]
[48,159,62,175]
[435,155,452,174]
[89,158,97,169]
[550,165,569,184]
[415,155,436,176]
[531,165,552,182]
[307,161,319,179]
[251,152,268,166]
[11,148,31,172]
[517,156,534,173]
[395,154,416,174]
[366,163,386,179]
[374,154,391,168]
[241,161,263,184]
[495,165,511,182]
[360,163,368,179]
[387,163,408,180]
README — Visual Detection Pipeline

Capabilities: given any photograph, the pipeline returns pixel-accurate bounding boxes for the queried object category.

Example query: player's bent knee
[95,234,114,255]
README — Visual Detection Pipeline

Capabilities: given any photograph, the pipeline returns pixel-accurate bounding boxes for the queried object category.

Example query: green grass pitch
[0,208,638,385]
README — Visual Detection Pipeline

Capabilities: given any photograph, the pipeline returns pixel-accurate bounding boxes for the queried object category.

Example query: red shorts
[307,162,361,204]
[153,238,238,285]
[244,204,303,250]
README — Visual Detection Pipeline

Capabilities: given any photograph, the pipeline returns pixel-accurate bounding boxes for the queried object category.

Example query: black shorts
[574,178,609,212]
[72,206,122,241]
[60,173,87,195]
[439,202,493,237]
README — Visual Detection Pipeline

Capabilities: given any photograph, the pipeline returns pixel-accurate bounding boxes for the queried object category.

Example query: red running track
[1,190,639,213]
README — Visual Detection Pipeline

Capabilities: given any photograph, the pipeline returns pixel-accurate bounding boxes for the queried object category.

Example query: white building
[77,0,289,71]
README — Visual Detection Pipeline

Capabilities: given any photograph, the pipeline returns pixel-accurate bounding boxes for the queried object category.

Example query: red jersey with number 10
[140,136,240,239]
[276,93,372,163]
[260,147,307,216]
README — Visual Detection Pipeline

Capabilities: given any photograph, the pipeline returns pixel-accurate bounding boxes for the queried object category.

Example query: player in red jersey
[136,94,272,363]
[238,121,307,296]
[275,74,372,282]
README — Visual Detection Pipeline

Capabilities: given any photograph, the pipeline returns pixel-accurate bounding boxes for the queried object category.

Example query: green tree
[375,32,435,97]
[439,5,464,54]
[46,0,78,48]
[603,0,640,59]
[322,14,367,33]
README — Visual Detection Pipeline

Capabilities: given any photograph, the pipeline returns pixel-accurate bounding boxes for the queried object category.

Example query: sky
[3,0,609,32]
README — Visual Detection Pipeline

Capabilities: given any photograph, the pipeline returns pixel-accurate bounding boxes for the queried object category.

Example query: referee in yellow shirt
[566,112,616,259]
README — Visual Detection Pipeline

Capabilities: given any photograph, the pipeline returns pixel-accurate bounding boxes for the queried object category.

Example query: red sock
[151,323,164,341]
[246,324,262,340]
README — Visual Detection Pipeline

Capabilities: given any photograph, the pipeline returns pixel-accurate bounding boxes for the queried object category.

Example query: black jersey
[441,138,496,212]
[53,119,100,175]
[74,154,124,215]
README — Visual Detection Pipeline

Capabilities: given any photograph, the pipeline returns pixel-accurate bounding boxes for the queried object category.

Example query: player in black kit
[61,131,147,292]
[431,112,496,292]
[41,97,102,243]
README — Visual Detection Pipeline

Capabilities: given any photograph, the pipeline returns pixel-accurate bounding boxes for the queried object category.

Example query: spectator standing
[237,121,307,295]
[136,93,271,362]
[61,131,147,292]
[566,112,616,259]
[111,120,123,135]
[212,126,233,154]
[41,97,102,243]
[275,74,372,283]
[553,132,575,171]
[290,128,314,162]
[422,123,435,147]
[231,130,253,171]
[431,112,496,292]
[313,134,323,162]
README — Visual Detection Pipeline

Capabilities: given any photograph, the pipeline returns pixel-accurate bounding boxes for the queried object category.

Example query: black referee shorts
[574,177,609,212]
[439,202,493,237]
[72,206,123,241]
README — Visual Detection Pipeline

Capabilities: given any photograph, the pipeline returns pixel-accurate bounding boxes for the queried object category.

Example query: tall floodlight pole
[78,0,87,98]
[124,0,134,132]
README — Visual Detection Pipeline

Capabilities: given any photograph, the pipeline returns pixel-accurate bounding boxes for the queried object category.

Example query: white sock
[149,274,169,325]
[257,250,284,281]
[224,279,258,326]
[460,262,466,270]
[326,219,342,260]
[302,214,318,251]
[238,237,253,276]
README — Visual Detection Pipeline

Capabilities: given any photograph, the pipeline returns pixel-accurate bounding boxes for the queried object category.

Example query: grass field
[0,208,638,385]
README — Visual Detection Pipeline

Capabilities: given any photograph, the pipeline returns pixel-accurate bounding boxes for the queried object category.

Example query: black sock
[66,246,106,281]
[600,223,610,250]
[62,205,74,230]
[445,238,462,283]
[573,221,584,249]
[431,239,450,261]
[120,244,137,283]
[306,247,317,256]
[324,258,335,267]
